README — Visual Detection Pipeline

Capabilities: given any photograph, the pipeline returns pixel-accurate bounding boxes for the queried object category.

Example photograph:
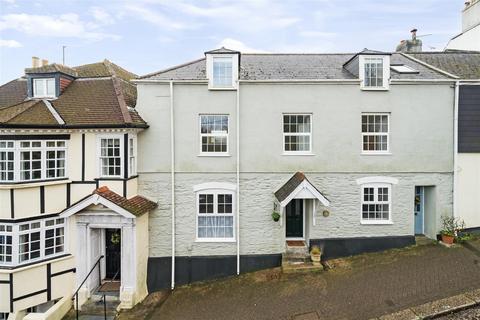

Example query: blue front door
[414,187,424,235]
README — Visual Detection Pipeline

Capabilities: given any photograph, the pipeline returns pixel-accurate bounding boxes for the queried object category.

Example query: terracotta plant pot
[311,253,321,265]
[441,234,455,245]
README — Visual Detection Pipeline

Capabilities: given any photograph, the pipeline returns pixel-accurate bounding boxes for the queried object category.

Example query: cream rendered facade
[0,129,149,318]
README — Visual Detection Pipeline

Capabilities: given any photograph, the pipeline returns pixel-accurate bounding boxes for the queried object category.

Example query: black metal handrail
[72,255,104,320]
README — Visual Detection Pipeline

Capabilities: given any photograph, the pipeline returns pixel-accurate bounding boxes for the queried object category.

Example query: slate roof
[407,52,480,79]
[93,186,157,217]
[141,51,451,80]
[0,60,146,128]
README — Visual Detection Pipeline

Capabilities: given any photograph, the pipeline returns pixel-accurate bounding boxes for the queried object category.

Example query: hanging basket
[271,211,281,222]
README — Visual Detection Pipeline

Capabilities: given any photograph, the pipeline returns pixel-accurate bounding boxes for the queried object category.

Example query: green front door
[286,199,303,238]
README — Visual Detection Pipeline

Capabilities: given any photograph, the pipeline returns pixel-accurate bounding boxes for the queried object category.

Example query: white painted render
[457,154,480,228]
[136,80,454,260]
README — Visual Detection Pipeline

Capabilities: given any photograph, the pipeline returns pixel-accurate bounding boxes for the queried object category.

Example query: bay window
[0,225,12,264]
[0,139,68,183]
[0,141,14,181]
[99,137,122,177]
[0,218,66,266]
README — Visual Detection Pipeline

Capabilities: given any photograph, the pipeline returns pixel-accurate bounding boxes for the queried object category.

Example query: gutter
[169,81,176,289]
[453,81,459,218]
[0,123,149,129]
[236,80,240,275]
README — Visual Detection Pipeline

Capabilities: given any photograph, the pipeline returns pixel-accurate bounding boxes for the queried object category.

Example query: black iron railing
[72,255,104,320]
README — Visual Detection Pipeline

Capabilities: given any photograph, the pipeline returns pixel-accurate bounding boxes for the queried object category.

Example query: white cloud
[0,13,120,41]
[128,1,300,32]
[0,39,22,48]
[90,6,115,26]
[123,5,191,30]
[216,38,267,53]
[299,31,336,38]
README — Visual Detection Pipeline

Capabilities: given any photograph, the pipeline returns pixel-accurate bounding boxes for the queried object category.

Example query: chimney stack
[41,59,49,66]
[395,28,422,53]
[411,28,417,41]
[32,56,40,68]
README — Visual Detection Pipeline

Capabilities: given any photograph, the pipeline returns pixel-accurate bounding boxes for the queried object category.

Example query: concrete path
[147,241,480,320]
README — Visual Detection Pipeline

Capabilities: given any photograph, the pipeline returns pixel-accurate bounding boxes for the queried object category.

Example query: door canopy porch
[60,186,157,218]
[275,172,330,207]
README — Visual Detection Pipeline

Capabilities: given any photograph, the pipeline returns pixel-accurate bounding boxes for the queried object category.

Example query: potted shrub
[310,246,322,265]
[271,211,280,222]
[440,215,465,245]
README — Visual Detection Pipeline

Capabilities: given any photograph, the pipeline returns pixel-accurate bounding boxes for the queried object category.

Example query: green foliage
[271,211,281,222]
[440,215,465,237]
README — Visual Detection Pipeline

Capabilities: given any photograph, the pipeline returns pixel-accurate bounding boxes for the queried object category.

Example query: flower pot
[441,234,455,245]
[311,253,321,265]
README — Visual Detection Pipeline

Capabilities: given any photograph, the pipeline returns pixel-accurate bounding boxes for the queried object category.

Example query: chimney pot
[41,59,48,66]
[32,56,40,68]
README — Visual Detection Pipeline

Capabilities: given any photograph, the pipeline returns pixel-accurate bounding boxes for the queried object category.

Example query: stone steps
[281,241,323,273]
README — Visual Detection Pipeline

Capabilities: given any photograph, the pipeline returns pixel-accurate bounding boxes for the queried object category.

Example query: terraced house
[408,52,480,231]
[0,59,156,319]
[135,48,456,291]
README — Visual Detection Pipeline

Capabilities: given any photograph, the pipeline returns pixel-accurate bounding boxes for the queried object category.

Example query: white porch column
[75,222,89,308]
[119,221,136,309]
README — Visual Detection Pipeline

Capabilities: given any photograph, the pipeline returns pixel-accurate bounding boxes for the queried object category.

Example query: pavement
[436,305,480,319]
[126,239,480,320]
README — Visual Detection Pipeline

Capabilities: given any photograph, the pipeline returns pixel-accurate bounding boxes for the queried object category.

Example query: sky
[0,0,465,84]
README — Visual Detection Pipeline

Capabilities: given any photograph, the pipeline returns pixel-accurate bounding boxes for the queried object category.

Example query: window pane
[46,79,56,96]
[200,115,229,153]
[100,138,121,176]
[213,58,233,87]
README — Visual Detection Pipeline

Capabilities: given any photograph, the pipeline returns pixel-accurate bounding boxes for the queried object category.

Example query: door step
[282,241,322,273]
[282,261,324,274]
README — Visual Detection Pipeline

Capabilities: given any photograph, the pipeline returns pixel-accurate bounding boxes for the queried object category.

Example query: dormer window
[358,55,390,90]
[213,57,233,87]
[205,47,240,90]
[33,78,56,98]
[363,58,384,87]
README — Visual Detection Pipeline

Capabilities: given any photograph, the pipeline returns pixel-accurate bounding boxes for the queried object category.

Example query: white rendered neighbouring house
[0,60,156,319]
[134,47,457,291]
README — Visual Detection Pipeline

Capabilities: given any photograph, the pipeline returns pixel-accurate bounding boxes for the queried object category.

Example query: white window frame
[360,183,393,225]
[0,224,13,266]
[199,114,230,156]
[33,78,56,98]
[97,134,124,178]
[359,55,390,90]
[194,184,236,242]
[361,113,390,155]
[0,218,66,267]
[282,113,313,155]
[45,140,67,179]
[0,140,68,183]
[206,54,238,90]
[128,134,137,176]
[0,141,15,182]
